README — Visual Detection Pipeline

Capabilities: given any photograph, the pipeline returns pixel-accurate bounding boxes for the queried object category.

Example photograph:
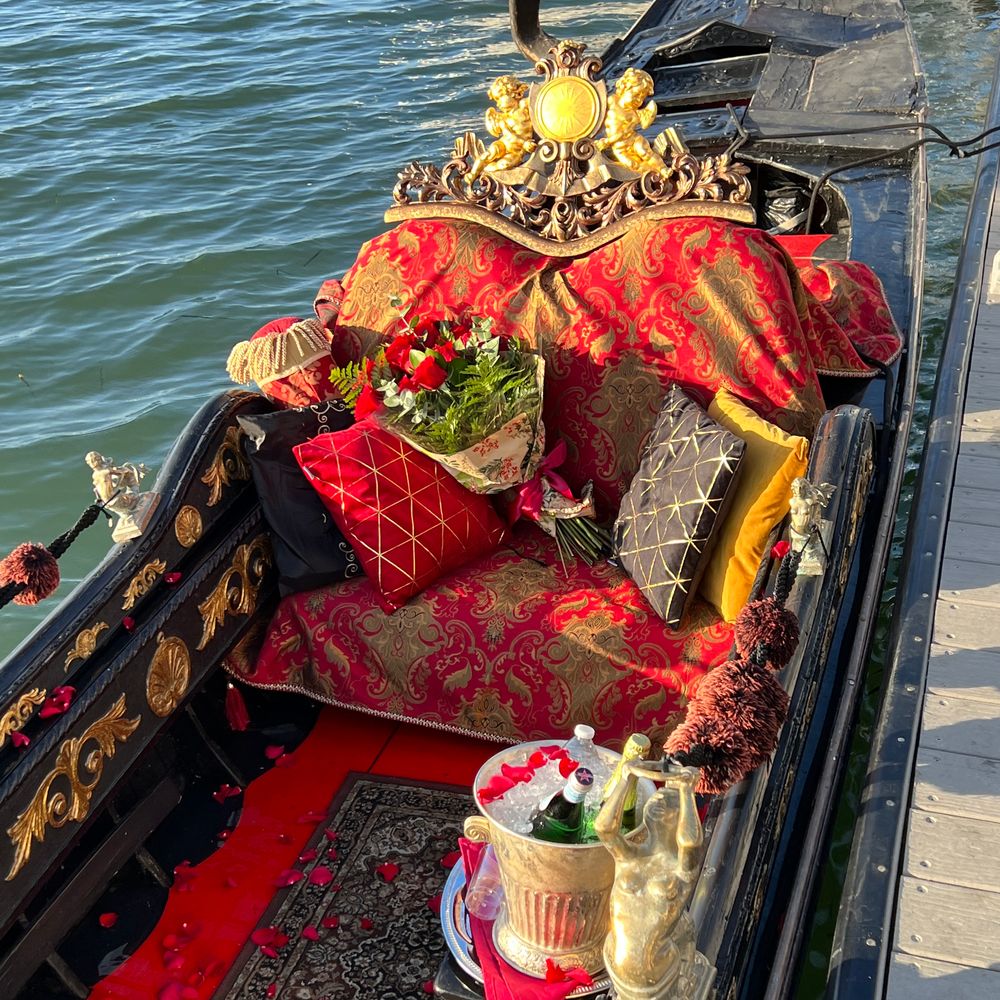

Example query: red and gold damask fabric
[239,524,735,748]
[330,217,900,514]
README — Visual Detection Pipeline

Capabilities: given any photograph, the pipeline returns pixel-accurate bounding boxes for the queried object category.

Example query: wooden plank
[963,398,1000,432]
[894,876,1000,970]
[912,747,1000,822]
[927,644,1000,704]
[903,809,1000,891]
[921,691,1000,759]
[954,452,1000,489]
[962,342,1000,373]
[941,522,1000,566]
[934,598,1000,647]
[940,558,1000,605]
[967,370,1000,399]
[888,953,1000,1000]
[944,486,1000,528]
[953,436,1000,461]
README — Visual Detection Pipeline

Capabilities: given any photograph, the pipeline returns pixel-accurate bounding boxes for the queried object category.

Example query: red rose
[410,356,448,391]
[384,334,416,372]
[435,341,458,363]
[354,383,381,420]
[451,322,471,345]
[413,318,439,347]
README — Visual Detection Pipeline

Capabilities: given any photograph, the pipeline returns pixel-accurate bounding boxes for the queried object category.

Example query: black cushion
[613,385,745,629]
[238,402,361,596]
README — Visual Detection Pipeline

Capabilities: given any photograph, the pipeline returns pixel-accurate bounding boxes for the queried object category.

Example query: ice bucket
[464,740,647,978]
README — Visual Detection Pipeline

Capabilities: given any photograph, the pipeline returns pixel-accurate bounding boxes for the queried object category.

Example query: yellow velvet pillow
[700,389,810,622]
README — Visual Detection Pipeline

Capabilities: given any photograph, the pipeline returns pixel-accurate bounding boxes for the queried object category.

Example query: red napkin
[459,839,594,1000]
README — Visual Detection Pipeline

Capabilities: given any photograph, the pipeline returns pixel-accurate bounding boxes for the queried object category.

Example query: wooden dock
[886,160,1000,996]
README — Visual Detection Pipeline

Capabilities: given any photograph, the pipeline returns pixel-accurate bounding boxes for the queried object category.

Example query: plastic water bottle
[466,845,504,921]
[564,724,613,839]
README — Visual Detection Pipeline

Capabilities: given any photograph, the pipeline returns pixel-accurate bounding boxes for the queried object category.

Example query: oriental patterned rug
[219,773,472,999]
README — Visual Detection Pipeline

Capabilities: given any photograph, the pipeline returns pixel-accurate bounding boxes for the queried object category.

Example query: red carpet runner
[90,708,491,1000]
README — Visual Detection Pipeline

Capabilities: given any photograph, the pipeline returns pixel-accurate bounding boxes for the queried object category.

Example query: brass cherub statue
[595,759,714,1000]
[789,477,836,575]
[468,75,536,183]
[85,451,158,543]
[595,68,671,179]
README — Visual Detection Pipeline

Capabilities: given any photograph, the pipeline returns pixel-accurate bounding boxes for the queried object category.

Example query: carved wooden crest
[388,41,752,254]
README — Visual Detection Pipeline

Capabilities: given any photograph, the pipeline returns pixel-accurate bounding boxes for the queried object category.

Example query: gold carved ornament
[122,559,166,611]
[174,505,203,548]
[0,690,47,750]
[64,622,110,672]
[197,534,273,651]
[6,694,141,881]
[388,41,753,256]
[145,634,191,717]
[201,425,251,507]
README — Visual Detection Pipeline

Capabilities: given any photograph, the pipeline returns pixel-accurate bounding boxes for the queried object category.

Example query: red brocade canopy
[330,216,900,513]
[238,216,901,746]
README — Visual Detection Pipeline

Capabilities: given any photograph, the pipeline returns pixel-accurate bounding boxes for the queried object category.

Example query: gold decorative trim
[197,534,273,651]
[6,695,141,880]
[122,559,166,611]
[0,690,47,749]
[390,40,752,250]
[174,505,203,548]
[201,425,250,507]
[145,634,191,717]
[386,200,754,257]
[64,622,110,672]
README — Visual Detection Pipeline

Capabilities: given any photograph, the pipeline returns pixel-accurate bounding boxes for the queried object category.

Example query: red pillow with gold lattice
[294,422,508,612]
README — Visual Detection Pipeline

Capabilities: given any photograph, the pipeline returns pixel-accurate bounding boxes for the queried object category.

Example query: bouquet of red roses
[331,300,610,563]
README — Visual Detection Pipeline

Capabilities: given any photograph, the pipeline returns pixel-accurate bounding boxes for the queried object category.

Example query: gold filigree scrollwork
[0,690,47,749]
[122,559,167,611]
[201,425,250,507]
[64,622,110,672]
[196,534,273,651]
[389,40,752,254]
[174,505,203,548]
[145,634,191,717]
[5,695,141,880]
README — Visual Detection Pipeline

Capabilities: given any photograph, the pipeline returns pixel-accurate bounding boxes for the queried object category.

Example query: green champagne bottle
[602,733,652,832]
[531,768,594,844]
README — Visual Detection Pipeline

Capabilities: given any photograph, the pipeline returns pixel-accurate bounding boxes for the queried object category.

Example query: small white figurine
[85,452,158,543]
[789,477,836,575]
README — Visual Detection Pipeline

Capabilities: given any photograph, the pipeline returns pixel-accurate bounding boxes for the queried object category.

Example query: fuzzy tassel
[665,713,753,795]
[225,682,250,732]
[734,597,801,669]
[0,542,60,606]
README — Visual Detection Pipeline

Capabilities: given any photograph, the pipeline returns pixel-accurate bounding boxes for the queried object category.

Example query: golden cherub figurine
[468,75,536,183]
[595,759,714,1000]
[596,67,671,179]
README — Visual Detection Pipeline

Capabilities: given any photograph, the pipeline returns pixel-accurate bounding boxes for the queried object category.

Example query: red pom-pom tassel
[225,682,250,732]
[0,542,60,605]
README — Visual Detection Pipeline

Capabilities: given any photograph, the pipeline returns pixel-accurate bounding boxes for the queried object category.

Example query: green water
[0,0,998,991]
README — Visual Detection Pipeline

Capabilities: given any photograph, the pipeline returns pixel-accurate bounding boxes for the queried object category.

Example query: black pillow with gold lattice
[613,385,745,629]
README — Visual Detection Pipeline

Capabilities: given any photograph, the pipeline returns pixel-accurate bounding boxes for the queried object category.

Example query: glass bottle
[531,767,594,843]
[466,844,504,921]
[602,733,652,833]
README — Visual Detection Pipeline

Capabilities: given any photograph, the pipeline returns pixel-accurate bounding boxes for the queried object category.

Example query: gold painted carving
[197,534,273,651]
[5,695,141,881]
[174,505,203,548]
[64,622,110,672]
[201,425,250,507]
[122,559,166,610]
[145,634,191,717]
[390,40,752,249]
[0,690,47,749]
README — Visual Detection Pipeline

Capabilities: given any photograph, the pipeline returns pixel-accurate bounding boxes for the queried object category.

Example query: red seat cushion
[329,217,900,515]
[235,524,735,748]
[295,421,508,612]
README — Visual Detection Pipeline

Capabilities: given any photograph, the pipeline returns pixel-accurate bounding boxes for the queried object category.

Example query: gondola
[0,0,926,997]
